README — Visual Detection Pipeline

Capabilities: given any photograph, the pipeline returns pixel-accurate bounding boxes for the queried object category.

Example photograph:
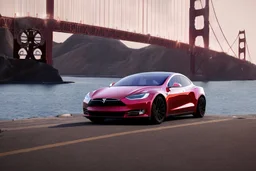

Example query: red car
[83,72,206,124]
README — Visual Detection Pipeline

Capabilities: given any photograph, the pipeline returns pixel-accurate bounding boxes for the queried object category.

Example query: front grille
[88,98,126,107]
[88,111,125,117]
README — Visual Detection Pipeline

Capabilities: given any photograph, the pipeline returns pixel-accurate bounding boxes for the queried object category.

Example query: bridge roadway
[0,114,256,171]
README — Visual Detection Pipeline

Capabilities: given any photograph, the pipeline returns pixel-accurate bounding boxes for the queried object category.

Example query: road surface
[0,114,256,171]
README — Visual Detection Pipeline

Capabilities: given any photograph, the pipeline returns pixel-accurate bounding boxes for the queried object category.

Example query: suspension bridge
[0,0,252,76]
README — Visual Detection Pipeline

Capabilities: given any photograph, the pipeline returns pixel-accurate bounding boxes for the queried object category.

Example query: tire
[89,118,105,124]
[193,96,206,118]
[150,95,167,124]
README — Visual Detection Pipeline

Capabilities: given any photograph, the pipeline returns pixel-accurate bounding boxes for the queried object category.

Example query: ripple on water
[0,77,255,120]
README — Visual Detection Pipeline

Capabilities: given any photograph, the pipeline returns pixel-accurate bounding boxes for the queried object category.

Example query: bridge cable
[246,42,252,62]
[209,22,224,52]
[199,0,224,52]
[227,34,239,54]
[210,0,237,57]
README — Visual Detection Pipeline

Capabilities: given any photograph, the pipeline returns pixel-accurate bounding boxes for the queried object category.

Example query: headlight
[126,93,149,100]
[83,92,91,103]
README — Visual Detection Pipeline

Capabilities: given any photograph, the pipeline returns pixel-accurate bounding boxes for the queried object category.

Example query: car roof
[127,71,176,78]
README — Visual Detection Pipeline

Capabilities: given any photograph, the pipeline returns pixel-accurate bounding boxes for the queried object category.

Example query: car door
[166,75,186,115]
[178,75,196,113]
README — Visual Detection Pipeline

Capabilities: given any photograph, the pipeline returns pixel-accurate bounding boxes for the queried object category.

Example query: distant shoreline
[60,75,256,82]
[61,75,122,78]
[0,81,74,85]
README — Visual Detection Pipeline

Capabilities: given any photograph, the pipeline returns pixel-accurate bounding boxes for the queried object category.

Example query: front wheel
[193,96,206,118]
[150,96,167,124]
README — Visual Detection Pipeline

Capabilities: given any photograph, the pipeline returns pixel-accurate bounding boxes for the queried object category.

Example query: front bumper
[83,98,152,118]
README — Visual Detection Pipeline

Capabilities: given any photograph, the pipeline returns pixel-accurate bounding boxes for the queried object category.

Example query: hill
[1,27,256,81]
[52,34,256,80]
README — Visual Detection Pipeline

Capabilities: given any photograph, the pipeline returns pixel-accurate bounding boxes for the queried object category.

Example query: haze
[53,0,256,64]
[0,0,255,63]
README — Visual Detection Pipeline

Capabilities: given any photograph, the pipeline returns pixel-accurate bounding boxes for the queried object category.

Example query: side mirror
[172,82,182,88]
[109,82,115,87]
[166,87,171,92]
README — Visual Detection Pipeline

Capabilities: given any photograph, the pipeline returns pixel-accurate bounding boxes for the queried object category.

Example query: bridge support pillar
[45,0,54,65]
[238,30,246,61]
[189,0,210,76]
[45,29,53,65]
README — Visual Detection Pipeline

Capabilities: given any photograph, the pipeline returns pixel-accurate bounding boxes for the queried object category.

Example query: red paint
[83,72,205,121]
[189,0,210,75]
[46,0,54,19]
[45,0,54,65]
[45,29,53,65]
[238,30,246,61]
[166,87,170,93]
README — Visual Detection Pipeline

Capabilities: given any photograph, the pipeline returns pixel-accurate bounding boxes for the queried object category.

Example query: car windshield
[114,73,170,86]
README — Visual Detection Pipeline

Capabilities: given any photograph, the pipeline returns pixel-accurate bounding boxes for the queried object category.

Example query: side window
[168,76,182,87]
[179,75,191,87]
[168,76,175,87]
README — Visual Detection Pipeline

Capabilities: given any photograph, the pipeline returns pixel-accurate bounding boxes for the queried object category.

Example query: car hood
[90,86,158,99]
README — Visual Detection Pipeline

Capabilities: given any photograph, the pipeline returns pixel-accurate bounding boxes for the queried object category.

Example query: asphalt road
[0,115,256,171]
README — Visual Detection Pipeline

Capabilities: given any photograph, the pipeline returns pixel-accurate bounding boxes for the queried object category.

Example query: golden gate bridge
[0,0,252,76]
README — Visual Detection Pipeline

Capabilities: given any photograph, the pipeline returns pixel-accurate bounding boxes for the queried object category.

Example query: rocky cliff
[0,55,63,83]
[0,28,63,83]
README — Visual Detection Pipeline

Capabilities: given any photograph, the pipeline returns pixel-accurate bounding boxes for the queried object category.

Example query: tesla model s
[83,72,206,124]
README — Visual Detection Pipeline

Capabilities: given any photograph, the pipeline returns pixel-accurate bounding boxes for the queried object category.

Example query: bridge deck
[0,16,218,55]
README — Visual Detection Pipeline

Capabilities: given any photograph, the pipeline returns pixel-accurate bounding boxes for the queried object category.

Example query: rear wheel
[150,96,166,124]
[193,96,206,118]
[89,118,105,124]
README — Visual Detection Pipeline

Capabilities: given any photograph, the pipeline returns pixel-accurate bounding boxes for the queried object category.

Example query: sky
[209,0,256,63]
[52,0,256,64]
[0,0,254,63]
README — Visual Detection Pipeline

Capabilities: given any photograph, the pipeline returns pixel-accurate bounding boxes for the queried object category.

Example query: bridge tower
[12,0,54,65]
[238,30,246,61]
[189,0,210,75]
[45,0,54,65]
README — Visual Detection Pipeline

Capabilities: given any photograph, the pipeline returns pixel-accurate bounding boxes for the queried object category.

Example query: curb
[56,114,73,118]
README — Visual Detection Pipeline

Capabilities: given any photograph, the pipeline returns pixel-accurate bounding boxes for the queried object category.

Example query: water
[0,77,255,120]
